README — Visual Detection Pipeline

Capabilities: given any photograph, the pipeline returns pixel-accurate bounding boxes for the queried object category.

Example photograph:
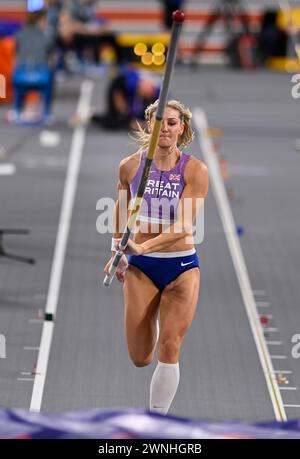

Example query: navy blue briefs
[128,249,200,291]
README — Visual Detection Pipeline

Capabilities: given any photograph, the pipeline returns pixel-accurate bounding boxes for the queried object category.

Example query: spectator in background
[71,67,160,130]
[160,1,185,63]
[257,9,288,65]
[44,0,72,74]
[11,8,55,123]
[45,0,62,36]
[58,0,123,65]
[160,0,185,31]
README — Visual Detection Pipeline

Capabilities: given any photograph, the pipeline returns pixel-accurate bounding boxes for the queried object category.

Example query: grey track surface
[0,67,299,421]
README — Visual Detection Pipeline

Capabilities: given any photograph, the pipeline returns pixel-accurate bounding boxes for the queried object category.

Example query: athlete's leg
[150,267,200,414]
[123,265,161,367]
[158,267,200,363]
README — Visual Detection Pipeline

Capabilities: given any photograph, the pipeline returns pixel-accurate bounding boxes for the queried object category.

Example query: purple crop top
[129,149,190,223]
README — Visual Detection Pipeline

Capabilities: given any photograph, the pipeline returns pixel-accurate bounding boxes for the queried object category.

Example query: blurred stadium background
[0,0,300,439]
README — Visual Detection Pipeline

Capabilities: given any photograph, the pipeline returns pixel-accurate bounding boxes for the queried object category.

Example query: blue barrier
[0,408,299,439]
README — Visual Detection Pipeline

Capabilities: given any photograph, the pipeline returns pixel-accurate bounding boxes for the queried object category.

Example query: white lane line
[29,80,94,413]
[266,341,283,345]
[270,355,287,359]
[0,163,16,175]
[264,328,279,333]
[194,108,287,422]
[0,334,5,359]
[18,378,35,382]
[279,387,298,390]
[257,302,270,308]
[274,370,292,374]
[284,404,300,408]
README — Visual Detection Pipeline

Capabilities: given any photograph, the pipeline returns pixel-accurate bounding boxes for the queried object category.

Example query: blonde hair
[134,99,194,148]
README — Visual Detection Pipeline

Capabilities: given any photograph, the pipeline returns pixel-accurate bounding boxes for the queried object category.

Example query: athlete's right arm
[104,156,133,282]
[113,157,132,240]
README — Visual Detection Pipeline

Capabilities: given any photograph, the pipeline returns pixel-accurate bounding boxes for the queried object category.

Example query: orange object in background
[0,37,40,108]
[0,36,15,104]
[26,91,41,105]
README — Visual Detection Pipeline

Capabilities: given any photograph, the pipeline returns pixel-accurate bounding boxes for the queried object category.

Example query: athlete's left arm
[127,158,209,255]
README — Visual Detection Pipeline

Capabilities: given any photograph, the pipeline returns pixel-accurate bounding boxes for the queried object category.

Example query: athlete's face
[149,107,184,149]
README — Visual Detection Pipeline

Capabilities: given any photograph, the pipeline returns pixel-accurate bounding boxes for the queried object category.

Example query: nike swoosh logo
[181,261,194,267]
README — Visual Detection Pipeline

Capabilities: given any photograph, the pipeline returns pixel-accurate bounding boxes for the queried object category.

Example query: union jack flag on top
[169,174,181,181]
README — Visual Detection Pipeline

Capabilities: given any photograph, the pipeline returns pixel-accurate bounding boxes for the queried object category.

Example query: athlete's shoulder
[119,150,141,171]
[185,155,208,177]
[184,155,209,196]
[119,150,142,183]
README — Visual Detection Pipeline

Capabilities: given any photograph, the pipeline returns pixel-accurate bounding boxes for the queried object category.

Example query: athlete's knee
[159,337,181,361]
[128,349,154,367]
[131,355,153,368]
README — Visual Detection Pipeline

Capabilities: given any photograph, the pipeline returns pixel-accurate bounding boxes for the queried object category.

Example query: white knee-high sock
[150,360,180,414]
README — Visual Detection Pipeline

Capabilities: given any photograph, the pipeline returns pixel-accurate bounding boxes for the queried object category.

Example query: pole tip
[172,10,185,23]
